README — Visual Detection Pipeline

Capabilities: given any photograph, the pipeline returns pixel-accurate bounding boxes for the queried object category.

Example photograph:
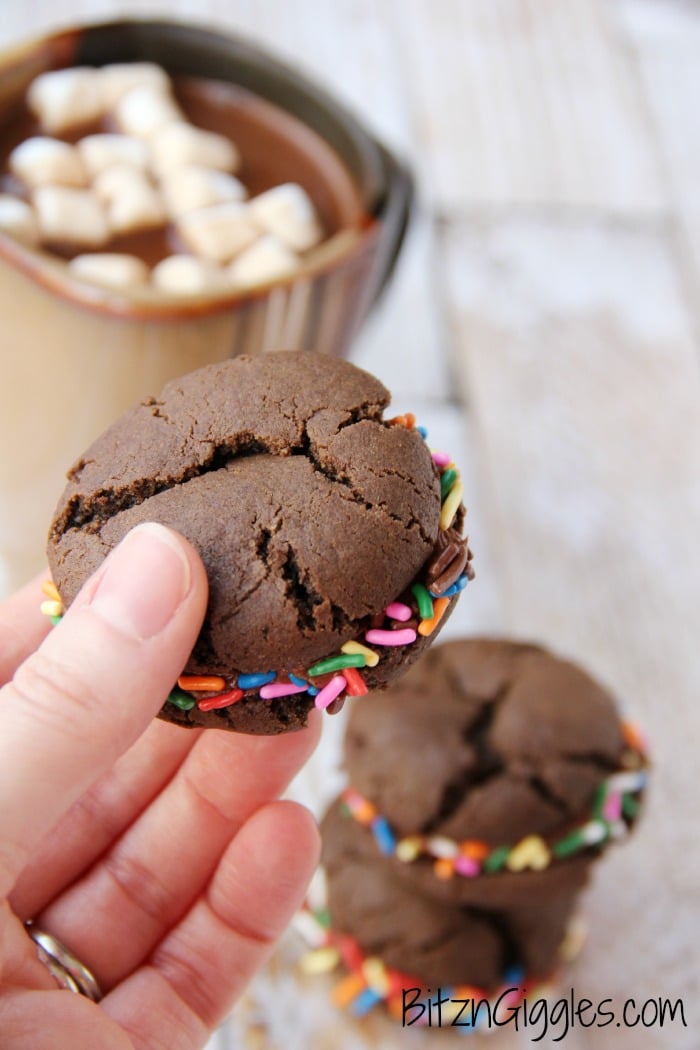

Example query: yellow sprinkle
[362,957,390,996]
[440,480,464,530]
[506,834,550,872]
[40,599,63,618]
[341,640,379,668]
[558,917,588,962]
[41,580,61,602]
[396,836,423,862]
[300,946,341,975]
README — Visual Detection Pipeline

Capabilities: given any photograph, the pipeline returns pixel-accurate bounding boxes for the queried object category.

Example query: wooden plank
[441,215,700,1048]
[611,0,700,333]
[393,0,667,214]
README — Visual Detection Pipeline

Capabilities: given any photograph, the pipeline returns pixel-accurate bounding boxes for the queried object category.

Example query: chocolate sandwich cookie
[320,832,579,989]
[46,352,472,734]
[337,639,648,907]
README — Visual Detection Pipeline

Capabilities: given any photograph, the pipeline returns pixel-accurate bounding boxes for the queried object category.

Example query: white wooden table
[2,3,698,1048]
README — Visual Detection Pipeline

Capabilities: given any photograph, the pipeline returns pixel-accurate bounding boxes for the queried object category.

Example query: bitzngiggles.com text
[402,986,687,1041]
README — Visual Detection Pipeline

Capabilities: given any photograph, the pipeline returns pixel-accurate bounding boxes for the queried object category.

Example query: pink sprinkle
[603,792,622,822]
[454,855,481,877]
[432,451,451,467]
[314,674,346,710]
[260,682,309,700]
[385,601,412,622]
[365,628,417,647]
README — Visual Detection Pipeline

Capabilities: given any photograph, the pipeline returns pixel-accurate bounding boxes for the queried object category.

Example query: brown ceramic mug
[0,20,412,594]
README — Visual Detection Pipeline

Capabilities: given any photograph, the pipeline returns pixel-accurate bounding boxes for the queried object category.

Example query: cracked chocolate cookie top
[47,351,463,734]
[344,639,627,843]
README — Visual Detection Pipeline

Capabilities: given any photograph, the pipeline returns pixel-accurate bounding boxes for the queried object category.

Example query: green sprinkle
[440,467,459,501]
[622,794,640,820]
[307,653,366,676]
[316,908,332,929]
[592,781,608,819]
[167,688,196,711]
[552,829,587,859]
[411,582,434,620]
[483,845,510,873]
[50,615,62,626]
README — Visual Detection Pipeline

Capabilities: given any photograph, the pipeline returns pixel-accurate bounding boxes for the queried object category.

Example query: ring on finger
[25,921,103,1002]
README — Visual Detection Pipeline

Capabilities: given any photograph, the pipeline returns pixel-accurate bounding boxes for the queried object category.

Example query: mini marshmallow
[248,183,323,252]
[177,202,258,263]
[69,253,149,290]
[0,195,39,247]
[9,138,86,189]
[93,163,147,202]
[93,166,166,235]
[33,186,109,247]
[26,67,105,134]
[114,86,184,139]
[150,123,240,176]
[100,62,172,108]
[228,235,300,290]
[152,255,231,296]
[78,134,150,177]
[160,165,246,218]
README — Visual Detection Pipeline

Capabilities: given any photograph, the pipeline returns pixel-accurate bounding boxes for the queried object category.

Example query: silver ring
[25,922,103,1002]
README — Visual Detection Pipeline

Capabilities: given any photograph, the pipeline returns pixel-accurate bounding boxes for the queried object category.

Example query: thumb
[0,523,208,898]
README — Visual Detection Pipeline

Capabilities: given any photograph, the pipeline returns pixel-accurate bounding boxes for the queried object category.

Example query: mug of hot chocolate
[0,20,412,594]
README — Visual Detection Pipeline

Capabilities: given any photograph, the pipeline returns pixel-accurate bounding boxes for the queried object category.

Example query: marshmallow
[78,134,150,177]
[248,183,323,252]
[151,255,231,296]
[160,165,246,217]
[69,253,149,290]
[150,123,240,175]
[228,235,300,290]
[93,163,146,202]
[114,85,184,138]
[9,137,86,189]
[33,187,109,247]
[0,195,39,247]
[177,202,258,263]
[26,67,105,134]
[94,166,166,235]
[100,62,172,108]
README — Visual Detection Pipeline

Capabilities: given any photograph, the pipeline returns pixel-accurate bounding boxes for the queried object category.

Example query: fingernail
[90,523,192,640]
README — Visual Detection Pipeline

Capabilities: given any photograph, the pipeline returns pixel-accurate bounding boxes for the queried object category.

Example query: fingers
[9,720,199,920]
[0,574,51,687]
[0,523,208,899]
[102,801,320,1047]
[33,716,320,989]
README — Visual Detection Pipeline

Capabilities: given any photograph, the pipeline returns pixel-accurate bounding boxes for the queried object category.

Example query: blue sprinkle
[430,574,470,599]
[504,965,525,985]
[417,425,428,439]
[371,816,397,855]
[351,987,383,1016]
[289,674,310,689]
[238,671,276,690]
[307,685,320,697]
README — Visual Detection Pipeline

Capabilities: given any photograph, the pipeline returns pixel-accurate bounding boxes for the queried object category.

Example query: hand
[0,523,320,1049]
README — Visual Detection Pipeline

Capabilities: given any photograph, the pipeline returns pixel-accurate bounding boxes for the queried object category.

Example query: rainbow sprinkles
[339,721,648,879]
[293,900,587,1026]
[41,414,473,717]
